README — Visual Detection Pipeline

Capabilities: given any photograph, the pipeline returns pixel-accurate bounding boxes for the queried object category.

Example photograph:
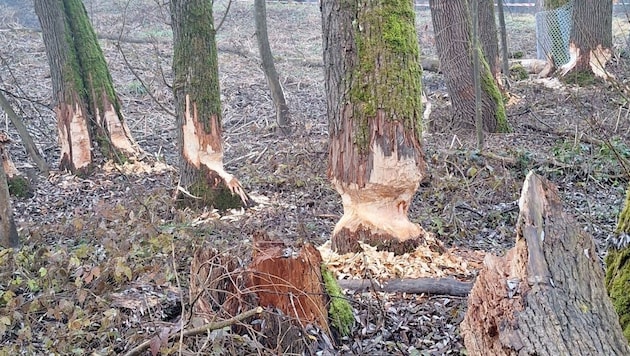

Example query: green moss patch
[321,265,354,337]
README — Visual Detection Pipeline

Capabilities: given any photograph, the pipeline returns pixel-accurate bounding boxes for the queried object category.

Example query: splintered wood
[461,172,630,356]
[319,233,483,281]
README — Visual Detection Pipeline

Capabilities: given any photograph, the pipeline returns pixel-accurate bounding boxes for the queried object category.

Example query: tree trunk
[321,0,428,254]
[429,0,508,133]
[254,0,291,136]
[476,0,500,81]
[461,172,630,355]
[606,184,630,340]
[0,136,18,248]
[0,92,49,175]
[562,0,613,78]
[496,0,510,88]
[34,0,140,174]
[170,0,248,209]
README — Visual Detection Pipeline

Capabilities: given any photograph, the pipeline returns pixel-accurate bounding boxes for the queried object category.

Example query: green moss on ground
[8,176,31,198]
[321,265,354,337]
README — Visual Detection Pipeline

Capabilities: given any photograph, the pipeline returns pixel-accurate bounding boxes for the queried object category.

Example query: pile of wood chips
[318,235,484,281]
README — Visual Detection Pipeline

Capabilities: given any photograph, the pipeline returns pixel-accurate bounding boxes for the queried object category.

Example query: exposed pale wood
[461,171,630,355]
[338,278,472,297]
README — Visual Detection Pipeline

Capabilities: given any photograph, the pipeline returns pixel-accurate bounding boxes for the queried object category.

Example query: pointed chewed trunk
[322,0,427,254]
[171,0,248,210]
[35,0,140,173]
[561,0,613,78]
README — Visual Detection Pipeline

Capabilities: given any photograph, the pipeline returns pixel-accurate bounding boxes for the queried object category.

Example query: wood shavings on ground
[318,237,485,281]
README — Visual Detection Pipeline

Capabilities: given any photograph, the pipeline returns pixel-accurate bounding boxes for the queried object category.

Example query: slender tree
[254,0,291,135]
[322,0,427,254]
[562,0,613,77]
[171,0,248,209]
[34,0,141,174]
[429,0,508,132]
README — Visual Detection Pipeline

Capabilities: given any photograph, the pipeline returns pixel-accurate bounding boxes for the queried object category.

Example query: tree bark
[429,0,508,133]
[322,0,428,254]
[461,172,630,355]
[34,0,140,174]
[562,0,613,78]
[170,0,248,209]
[0,137,18,248]
[476,0,500,81]
[254,0,291,136]
[605,184,630,340]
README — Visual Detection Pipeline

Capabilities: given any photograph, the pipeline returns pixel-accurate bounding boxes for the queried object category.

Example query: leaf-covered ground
[0,0,629,354]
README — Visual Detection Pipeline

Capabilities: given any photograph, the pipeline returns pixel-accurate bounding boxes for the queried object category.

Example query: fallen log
[461,172,630,355]
[338,277,472,297]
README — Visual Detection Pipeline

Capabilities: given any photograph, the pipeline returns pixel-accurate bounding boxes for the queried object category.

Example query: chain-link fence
[535,1,574,65]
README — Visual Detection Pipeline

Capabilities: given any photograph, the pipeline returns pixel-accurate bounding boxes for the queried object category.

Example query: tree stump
[247,239,329,332]
[461,172,630,355]
[189,233,334,353]
[0,133,18,248]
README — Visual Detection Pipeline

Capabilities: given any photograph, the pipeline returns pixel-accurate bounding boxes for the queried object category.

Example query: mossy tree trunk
[170,0,248,210]
[322,0,427,254]
[562,0,613,78]
[254,0,291,136]
[606,185,630,340]
[34,0,140,174]
[429,0,508,133]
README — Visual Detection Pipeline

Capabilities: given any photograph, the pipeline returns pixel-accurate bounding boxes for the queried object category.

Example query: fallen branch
[123,306,263,356]
[338,278,473,297]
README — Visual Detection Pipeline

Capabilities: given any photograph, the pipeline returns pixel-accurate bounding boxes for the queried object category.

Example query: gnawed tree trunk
[0,135,18,248]
[170,0,248,209]
[606,184,630,340]
[34,0,140,174]
[254,0,291,136]
[189,234,336,353]
[429,0,508,133]
[561,0,613,78]
[0,132,31,198]
[322,0,428,254]
[461,172,630,355]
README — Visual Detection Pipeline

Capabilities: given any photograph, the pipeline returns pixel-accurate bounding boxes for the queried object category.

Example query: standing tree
[254,0,291,135]
[321,0,427,254]
[429,0,508,133]
[34,0,141,174]
[562,0,613,78]
[476,0,500,82]
[170,0,248,209]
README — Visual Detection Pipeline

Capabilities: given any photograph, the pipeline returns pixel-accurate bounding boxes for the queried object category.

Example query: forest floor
[1,0,630,355]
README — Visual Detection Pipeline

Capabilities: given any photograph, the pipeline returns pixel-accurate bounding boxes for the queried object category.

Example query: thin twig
[123,307,263,356]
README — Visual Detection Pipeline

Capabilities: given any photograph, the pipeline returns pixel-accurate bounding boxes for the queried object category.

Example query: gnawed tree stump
[0,133,19,248]
[461,172,630,355]
[189,233,336,354]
